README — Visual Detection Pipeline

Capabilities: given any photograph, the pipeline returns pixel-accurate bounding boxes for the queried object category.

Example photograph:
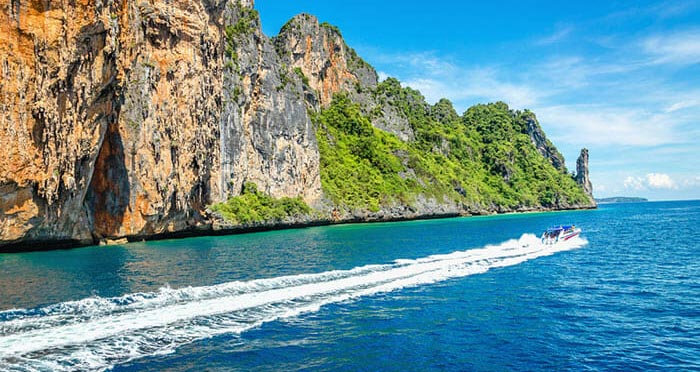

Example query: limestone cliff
[575,148,595,202]
[273,14,415,142]
[0,0,319,249]
[272,14,376,107]
[1,1,122,245]
[0,0,235,245]
[0,1,594,251]
[522,111,567,173]
[86,0,225,241]
[220,5,321,205]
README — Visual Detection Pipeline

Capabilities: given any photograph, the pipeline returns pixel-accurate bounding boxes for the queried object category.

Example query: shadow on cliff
[85,117,130,240]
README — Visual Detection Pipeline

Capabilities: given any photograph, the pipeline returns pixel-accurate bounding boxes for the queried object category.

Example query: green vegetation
[224,8,258,67]
[320,22,342,36]
[277,64,292,91]
[226,8,259,38]
[346,46,374,73]
[210,11,591,224]
[595,196,647,204]
[279,18,296,34]
[211,182,311,224]
[279,13,312,34]
[233,86,242,100]
[462,102,590,207]
[293,67,309,86]
[127,119,140,130]
[315,94,415,211]
[315,79,591,212]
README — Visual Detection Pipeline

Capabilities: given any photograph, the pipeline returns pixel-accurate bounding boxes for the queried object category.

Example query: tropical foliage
[211,182,311,224]
[315,79,590,211]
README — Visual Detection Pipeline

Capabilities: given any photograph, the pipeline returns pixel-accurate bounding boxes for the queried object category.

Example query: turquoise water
[0,201,698,371]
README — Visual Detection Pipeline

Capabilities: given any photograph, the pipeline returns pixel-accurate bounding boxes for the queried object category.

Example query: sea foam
[0,234,586,371]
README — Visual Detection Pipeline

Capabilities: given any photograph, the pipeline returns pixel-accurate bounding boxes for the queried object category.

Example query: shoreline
[0,205,596,254]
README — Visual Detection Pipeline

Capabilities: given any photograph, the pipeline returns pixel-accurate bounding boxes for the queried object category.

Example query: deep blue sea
[0,200,699,371]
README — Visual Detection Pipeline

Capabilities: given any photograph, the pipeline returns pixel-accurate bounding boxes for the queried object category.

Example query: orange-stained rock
[0,0,322,248]
[1,0,118,245]
[273,14,378,107]
[273,14,415,142]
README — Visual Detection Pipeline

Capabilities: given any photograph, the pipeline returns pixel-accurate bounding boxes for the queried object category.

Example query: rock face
[273,14,415,142]
[220,6,321,205]
[0,0,320,249]
[523,112,567,173]
[85,0,225,240]
[1,1,123,245]
[273,14,376,107]
[575,148,594,199]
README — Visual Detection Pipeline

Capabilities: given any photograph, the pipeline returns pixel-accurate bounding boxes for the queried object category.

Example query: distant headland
[595,197,648,204]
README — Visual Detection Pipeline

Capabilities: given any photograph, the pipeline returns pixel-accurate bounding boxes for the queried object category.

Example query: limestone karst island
[4,2,700,372]
[0,1,595,252]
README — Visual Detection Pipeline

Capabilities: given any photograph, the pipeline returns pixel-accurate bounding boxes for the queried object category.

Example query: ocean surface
[0,200,699,371]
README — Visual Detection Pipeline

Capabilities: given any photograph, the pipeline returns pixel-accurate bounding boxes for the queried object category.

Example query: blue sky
[257,1,700,201]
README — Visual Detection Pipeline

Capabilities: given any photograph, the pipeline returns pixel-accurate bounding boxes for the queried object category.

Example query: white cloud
[624,173,677,190]
[377,71,389,82]
[646,173,676,189]
[654,0,700,19]
[535,25,574,45]
[665,99,700,113]
[460,69,542,108]
[600,1,700,27]
[624,176,645,190]
[534,55,645,91]
[367,51,544,110]
[536,105,679,146]
[682,176,700,187]
[400,78,443,102]
[404,69,541,110]
[371,51,457,77]
[642,28,700,65]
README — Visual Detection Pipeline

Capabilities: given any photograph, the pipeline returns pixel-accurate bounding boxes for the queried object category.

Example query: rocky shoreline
[0,203,596,253]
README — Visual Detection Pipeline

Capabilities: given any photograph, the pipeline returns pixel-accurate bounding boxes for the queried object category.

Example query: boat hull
[541,226,581,245]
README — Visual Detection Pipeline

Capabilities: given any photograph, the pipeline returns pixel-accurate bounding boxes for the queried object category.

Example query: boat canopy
[545,225,574,233]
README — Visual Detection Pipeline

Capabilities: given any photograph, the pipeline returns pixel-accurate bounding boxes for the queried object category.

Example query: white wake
[0,234,586,371]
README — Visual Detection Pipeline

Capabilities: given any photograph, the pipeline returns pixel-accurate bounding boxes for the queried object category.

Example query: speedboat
[541,225,580,245]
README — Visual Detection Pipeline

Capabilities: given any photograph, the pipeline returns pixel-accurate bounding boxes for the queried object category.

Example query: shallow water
[1,201,698,371]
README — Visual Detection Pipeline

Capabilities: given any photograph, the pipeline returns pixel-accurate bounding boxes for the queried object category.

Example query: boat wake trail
[0,234,586,371]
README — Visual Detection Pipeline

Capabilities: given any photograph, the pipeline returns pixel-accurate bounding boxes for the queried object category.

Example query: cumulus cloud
[646,173,676,189]
[624,176,645,190]
[370,51,457,78]
[624,173,678,190]
[403,70,541,110]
